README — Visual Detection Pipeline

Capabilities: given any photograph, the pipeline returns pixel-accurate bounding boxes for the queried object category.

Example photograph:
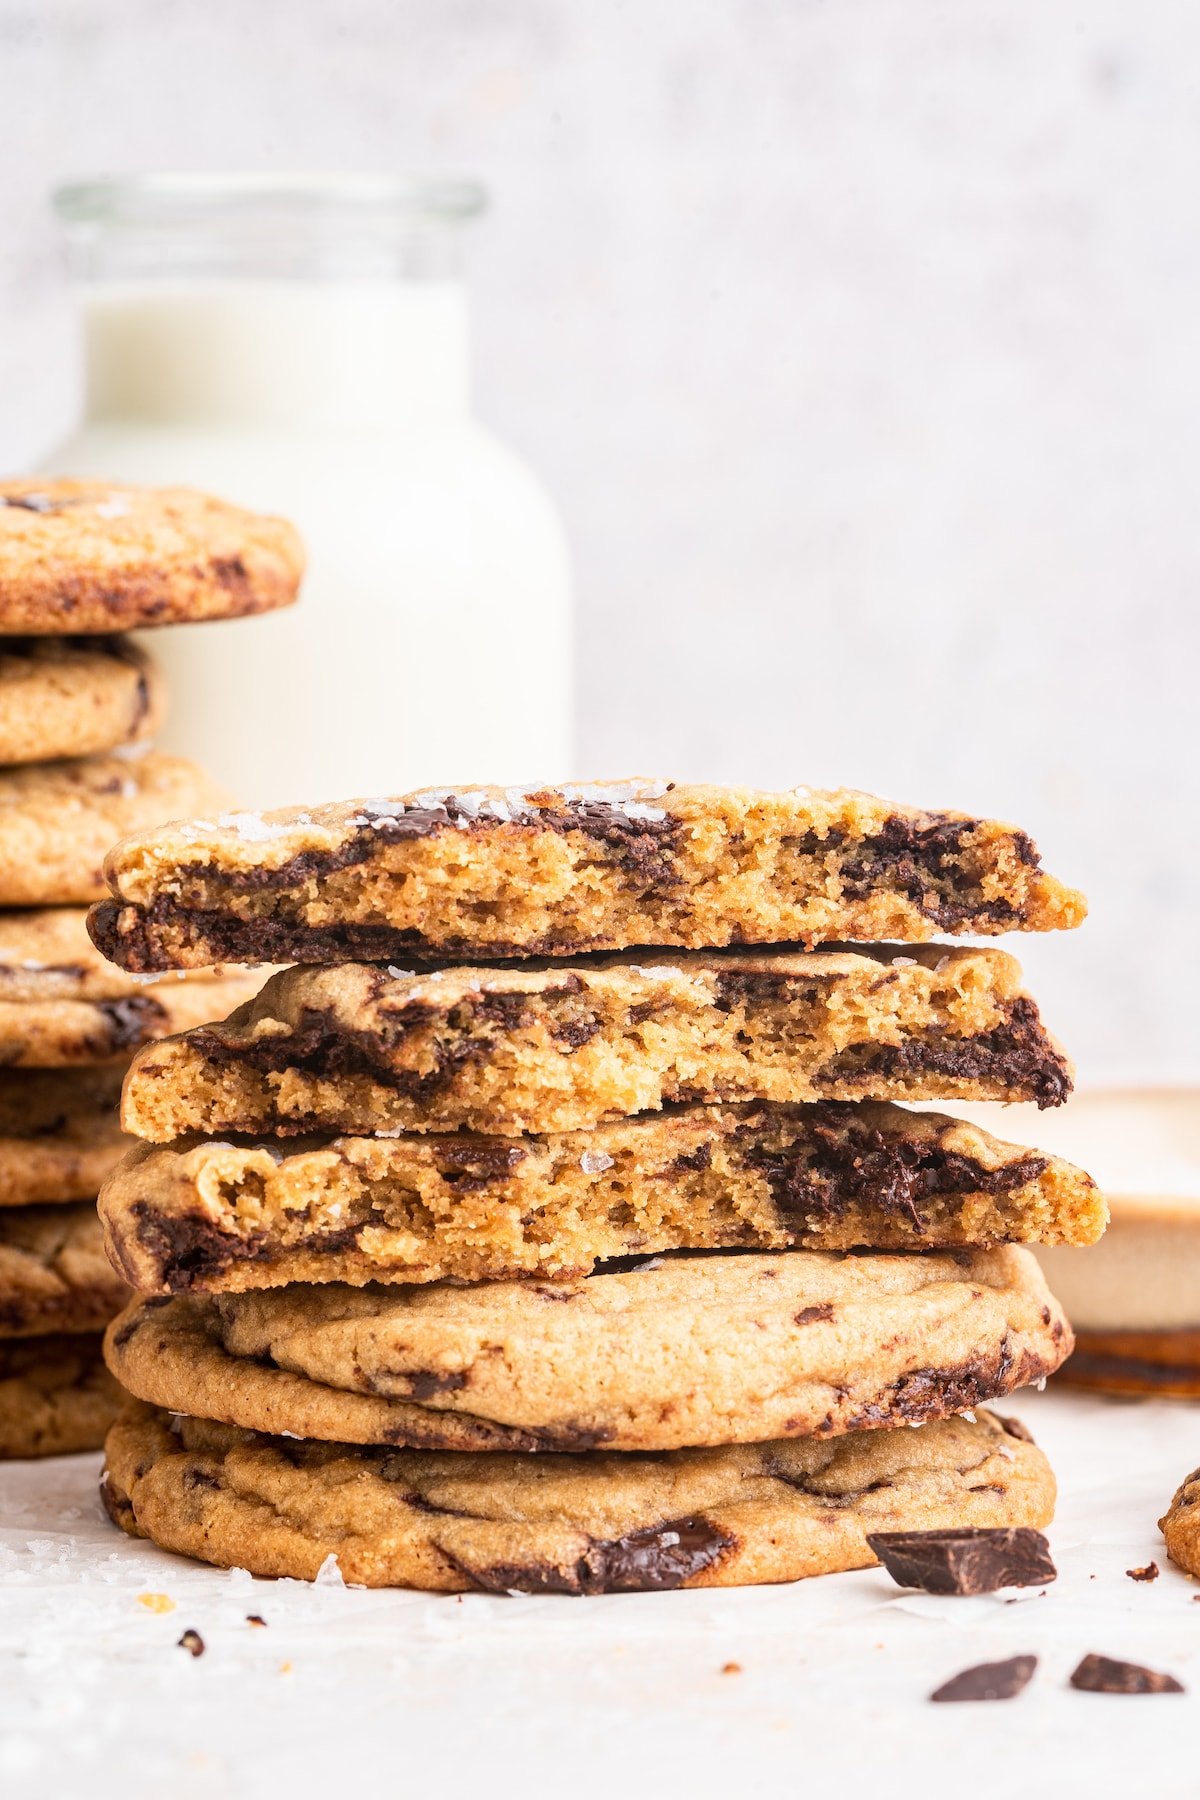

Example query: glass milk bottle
[45,176,572,808]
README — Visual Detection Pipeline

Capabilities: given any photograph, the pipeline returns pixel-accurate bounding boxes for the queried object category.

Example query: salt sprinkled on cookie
[216,811,308,844]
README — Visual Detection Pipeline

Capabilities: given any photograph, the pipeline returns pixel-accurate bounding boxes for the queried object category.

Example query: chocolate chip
[1126,1562,1160,1583]
[1069,1654,1183,1695]
[930,1654,1038,1703]
[867,1527,1057,1595]
[396,1368,468,1401]
[246,1615,267,1627]
[177,1629,205,1658]
[794,1304,835,1326]
[668,1142,713,1175]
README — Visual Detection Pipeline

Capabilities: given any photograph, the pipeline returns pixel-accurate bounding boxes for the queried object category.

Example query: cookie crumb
[177,1629,205,1658]
[246,1614,267,1627]
[137,1592,176,1614]
[1126,1562,1159,1582]
[721,1662,742,1675]
[279,1660,293,1675]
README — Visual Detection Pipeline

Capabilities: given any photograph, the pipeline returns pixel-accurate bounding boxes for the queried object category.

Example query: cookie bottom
[0,1332,122,1458]
[102,1402,1055,1591]
[1057,1327,1200,1398]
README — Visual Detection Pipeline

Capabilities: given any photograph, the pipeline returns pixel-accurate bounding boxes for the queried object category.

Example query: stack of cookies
[92,780,1103,1590]
[0,478,302,1457]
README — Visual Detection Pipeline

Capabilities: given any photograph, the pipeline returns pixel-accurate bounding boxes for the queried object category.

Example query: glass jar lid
[53,173,488,280]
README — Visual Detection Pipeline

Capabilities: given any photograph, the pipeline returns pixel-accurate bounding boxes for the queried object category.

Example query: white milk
[45,187,571,808]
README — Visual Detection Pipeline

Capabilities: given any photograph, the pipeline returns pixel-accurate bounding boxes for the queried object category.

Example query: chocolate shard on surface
[1125,1562,1159,1583]
[1069,1653,1183,1695]
[930,1654,1038,1703]
[867,1526,1056,1594]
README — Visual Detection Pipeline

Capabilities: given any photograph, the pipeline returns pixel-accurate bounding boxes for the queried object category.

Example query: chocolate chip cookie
[86,781,1086,971]
[0,1203,128,1336]
[117,944,1071,1142]
[0,908,265,1065]
[101,1403,1054,1589]
[0,1331,121,1457]
[0,479,303,631]
[0,1065,126,1207]
[1161,1467,1200,1575]
[0,754,230,906]
[104,1246,1071,1451]
[99,1100,1104,1295]
[0,636,165,764]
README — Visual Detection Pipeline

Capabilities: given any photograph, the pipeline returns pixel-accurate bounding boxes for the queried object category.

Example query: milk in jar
[44,176,572,807]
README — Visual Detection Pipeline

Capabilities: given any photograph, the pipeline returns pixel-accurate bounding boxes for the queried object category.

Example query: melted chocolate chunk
[95,993,169,1051]
[713,970,829,1012]
[394,1369,468,1401]
[995,1413,1035,1443]
[791,814,1039,928]
[131,1203,269,1291]
[930,1655,1037,1703]
[668,1142,713,1175]
[842,1336,1051,1431]
[824,998,1071,1108]
[1069,1654,1183,1695]
[550,1013,602,1052]
[743,1103,1049,1232]
[158,796,683,901]
[187,991,534,1108]
[794,1303,835,1326]
[867,1527,1057,1595]
[447,1515,735,1596]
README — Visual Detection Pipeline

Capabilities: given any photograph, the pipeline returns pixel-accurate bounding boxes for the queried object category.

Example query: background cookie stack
[0,478,302,1458]
[92,780,1104,1590]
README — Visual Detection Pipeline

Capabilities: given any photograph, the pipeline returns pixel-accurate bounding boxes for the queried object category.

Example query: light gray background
[1,1,1196,1083]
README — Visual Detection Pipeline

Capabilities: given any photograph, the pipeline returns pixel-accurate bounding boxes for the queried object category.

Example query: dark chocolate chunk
[130,1202,269,1291]
[867,1527,1057,1595]
[588,1516,735,1592]
[930,1654,1038,1703]
[743,1103,1053,1235]
[792,813,1039,930]
[1069,1654,1183,1695]
[94,993,169,1051]
[823,997,1072,1109]
[445,1515,735,1596]
[177,1629,205,1658]
[794,1303,835,1326]
[395,1368,468,1401]
[668,1142,713,1175]
[1126,1562,1160,1583]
